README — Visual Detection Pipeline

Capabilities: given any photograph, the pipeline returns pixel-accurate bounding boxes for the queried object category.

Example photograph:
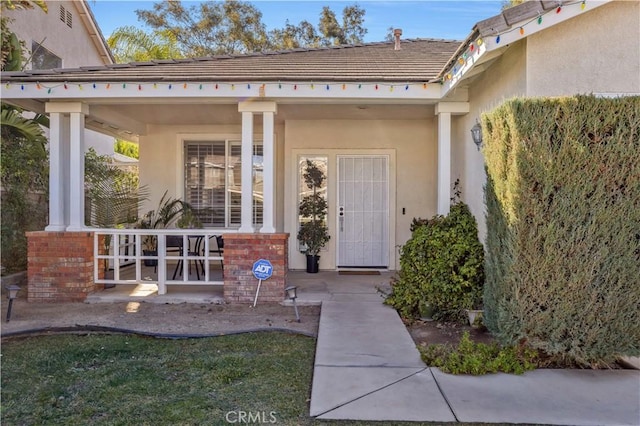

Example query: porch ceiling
[84,102,437,138]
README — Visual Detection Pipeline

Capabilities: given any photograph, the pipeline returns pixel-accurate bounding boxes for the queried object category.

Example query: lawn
[2,332,317,425]
[2,332,538,426]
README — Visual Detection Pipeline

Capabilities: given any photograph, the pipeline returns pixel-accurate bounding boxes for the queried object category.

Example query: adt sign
[252,259,273,281]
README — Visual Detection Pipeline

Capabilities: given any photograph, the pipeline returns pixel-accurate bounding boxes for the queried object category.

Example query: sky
[88,0,505,43]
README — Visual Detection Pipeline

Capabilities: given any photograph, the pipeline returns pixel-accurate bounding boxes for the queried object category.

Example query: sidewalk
[309,277,640,425]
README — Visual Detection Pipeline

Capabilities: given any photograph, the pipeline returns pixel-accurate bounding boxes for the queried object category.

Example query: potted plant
[297,159,330,273]
[137,191,187,266]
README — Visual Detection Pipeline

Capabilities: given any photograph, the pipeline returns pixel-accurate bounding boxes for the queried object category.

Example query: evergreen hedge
[386,200,485,322]
[483,95,640,367]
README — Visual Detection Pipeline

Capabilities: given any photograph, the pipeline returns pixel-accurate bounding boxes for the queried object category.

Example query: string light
[519,27,525,35]
[183,83,188,89]
[7,81,439,96]
[581,0,586,10]
[556,5,562,13]
[537,15,543,24]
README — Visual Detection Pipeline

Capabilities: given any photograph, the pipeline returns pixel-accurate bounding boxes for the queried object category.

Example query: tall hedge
[483,95,640,366]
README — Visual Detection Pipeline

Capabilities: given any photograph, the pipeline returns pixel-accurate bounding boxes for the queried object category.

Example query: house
[1,0,638,303]
[3,0,127,161]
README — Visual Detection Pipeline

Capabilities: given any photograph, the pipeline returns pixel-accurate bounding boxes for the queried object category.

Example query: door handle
[339,206,344,232]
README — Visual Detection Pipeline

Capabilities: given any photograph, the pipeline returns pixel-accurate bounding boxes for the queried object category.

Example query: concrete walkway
[308,273,640,425]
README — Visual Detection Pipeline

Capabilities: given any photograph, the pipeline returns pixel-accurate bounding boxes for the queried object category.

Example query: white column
[45,112,66,231]
[260,111,276,233]
[67,111,86,231]
[239,111,255,233]
[437,111,452,215]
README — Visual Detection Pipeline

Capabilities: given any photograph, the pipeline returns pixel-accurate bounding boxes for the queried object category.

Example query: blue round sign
[252,259,273,280]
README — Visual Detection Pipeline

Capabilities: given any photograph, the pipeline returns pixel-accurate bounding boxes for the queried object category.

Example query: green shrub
[419,332,537,375]
[385,198,485,322]
[483,95,640,367]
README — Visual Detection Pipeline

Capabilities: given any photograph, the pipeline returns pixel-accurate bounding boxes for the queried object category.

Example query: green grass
[2,332,543,426]
[2,332,316,425]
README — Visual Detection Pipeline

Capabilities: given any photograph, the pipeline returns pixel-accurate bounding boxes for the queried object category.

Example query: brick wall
[223,233,288,304]
[26,231,96,302]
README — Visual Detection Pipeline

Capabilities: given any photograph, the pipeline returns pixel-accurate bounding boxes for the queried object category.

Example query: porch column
[260,110,276,233]
[44,112,67,231]
[238,101,278,233]
[437,111,451,215]
[68,110,86,231]
[239,110,255,233]
[45,102,89,230]
[435,102,469,215]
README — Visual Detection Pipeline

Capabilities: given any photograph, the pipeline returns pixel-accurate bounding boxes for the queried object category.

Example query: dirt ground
[407,318,496,348]
[0,297,321,338]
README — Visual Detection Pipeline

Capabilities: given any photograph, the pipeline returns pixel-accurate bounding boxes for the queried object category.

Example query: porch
[86,270,394,305]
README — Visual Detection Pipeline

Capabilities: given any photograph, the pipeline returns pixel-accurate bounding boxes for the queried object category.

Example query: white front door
[337,155,389,268]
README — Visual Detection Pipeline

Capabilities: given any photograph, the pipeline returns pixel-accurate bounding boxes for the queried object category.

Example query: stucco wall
[283,119,437,270]
[139,123,286,231]
[5,1,105,69]
[451,41,527,241]
[527,1,640,96]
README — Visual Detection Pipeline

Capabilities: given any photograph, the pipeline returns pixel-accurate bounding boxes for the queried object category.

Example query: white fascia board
[441,0,610,97]
[0,80,444,102]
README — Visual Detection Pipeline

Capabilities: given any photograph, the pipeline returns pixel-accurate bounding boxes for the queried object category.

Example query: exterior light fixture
[5,284,21,322]
[470,120,483,151]
[285,286,300,323]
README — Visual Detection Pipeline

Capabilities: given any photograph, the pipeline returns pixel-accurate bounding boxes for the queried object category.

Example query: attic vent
[59,5,72,28]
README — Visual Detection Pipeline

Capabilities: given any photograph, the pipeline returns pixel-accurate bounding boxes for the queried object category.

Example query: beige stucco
[5,1,107,69]
[283,119,437,270]
[526,1,640,97]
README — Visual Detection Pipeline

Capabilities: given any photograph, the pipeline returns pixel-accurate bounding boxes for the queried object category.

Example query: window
[184,140,263,228]
[31,41,62,70]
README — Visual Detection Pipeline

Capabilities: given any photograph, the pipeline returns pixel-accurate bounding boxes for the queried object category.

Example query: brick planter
[223,233,288,304]
[26,231,96,302]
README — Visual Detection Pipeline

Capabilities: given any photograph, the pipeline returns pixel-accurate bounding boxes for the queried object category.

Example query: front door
[337,156,389,268]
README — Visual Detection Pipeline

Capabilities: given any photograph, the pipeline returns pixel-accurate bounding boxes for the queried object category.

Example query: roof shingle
[2,39,461,83]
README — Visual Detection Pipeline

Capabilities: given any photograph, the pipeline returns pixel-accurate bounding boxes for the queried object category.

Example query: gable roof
[1,38,460,84]
[74,0,115,65]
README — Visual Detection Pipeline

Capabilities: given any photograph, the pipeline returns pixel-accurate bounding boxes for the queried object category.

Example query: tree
[107,26,183,63]
[268,20,319,50]
[1,0,47,70]
[318,4,366,46]
[114,139,139,159]
[135,0,269,56]
[132,0,368,56]
[1,105,49,273]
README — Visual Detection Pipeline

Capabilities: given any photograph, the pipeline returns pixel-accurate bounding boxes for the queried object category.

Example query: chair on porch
[201,235,224,274]
[166,235,200,280]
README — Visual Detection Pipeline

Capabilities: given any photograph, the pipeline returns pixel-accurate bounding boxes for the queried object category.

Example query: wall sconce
[5,284,20,322]
[470,120,483,151]
[285,286,300,322]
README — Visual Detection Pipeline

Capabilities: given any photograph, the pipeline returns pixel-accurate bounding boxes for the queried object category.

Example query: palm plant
[138,191,189,252]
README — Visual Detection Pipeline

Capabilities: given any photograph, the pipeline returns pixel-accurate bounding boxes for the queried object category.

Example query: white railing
[93,228,232,295]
